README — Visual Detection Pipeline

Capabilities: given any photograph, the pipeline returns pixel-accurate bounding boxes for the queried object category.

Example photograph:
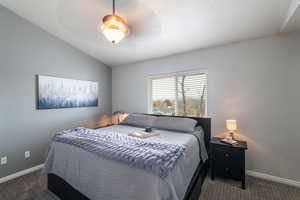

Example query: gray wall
[0,6,112,178]
[113,32,300,182]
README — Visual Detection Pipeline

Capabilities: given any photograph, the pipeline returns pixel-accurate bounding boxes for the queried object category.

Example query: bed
[45,115,211,200]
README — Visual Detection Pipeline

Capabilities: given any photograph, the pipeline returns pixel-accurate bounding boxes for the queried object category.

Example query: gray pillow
[121,114,157,127]
[152,116,197,133]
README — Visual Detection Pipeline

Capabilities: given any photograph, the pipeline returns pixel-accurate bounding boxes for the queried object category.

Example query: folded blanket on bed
[53,127,185,178]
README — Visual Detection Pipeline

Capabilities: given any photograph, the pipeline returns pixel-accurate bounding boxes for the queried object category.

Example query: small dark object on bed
[145,127,152,132]
[48,115,211,200]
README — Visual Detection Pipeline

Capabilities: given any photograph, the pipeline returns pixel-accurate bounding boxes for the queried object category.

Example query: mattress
[44,125,205,200]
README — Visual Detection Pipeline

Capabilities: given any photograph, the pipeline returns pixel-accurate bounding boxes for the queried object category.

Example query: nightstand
[210,137,248,189]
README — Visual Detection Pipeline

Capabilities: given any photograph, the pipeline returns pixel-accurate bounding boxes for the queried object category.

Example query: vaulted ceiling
[1,0,299,67]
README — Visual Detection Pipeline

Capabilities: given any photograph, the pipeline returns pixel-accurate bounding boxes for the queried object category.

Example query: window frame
[147,69,208,116]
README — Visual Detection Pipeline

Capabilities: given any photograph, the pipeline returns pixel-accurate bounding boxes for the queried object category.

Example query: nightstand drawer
[215,164,242,180]
[214,146,241,160]
[215,166,233,177]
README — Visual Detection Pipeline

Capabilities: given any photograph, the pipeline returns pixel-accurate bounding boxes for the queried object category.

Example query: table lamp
[112,111,128,124]
[226,120,237,140]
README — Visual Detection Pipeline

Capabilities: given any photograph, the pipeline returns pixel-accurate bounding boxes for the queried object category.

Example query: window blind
[150,73,207,117]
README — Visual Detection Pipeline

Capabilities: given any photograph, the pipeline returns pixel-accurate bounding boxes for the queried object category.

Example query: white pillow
[152,116,197,133]
[121,114,157,127]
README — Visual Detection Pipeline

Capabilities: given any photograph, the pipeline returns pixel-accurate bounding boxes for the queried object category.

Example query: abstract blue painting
[37,75,98,109]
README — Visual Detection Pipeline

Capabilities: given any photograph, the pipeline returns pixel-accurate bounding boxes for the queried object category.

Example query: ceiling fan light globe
[102,28,125,44]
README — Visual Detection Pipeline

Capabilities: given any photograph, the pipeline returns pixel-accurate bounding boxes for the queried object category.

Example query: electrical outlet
[1,156,7,165]
[25,151,30,159]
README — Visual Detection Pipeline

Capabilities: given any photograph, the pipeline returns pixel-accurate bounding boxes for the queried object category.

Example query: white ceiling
[0,0,297,67]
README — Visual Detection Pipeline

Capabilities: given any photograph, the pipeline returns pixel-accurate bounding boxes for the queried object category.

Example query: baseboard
[1,165,299,188]
[246,170,300,188]
[0,164,44,184]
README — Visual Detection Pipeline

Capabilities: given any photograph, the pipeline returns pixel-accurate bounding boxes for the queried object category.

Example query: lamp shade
[226,120,237,131]
[100,15,129,44]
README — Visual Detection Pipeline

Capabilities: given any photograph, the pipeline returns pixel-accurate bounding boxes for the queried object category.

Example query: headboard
[144,114,211,150]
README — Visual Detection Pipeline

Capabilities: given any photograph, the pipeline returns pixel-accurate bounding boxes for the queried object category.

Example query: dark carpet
[201,176,300,200]
[0,170,299,200]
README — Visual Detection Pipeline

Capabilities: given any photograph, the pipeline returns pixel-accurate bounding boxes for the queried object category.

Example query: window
[149,72,207,117]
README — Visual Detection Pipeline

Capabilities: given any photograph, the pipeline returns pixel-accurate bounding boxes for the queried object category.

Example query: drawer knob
[225,168,229,171]
[225,153,229,157]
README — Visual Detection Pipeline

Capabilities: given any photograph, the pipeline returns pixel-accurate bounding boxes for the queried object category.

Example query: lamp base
[229,132,235,140]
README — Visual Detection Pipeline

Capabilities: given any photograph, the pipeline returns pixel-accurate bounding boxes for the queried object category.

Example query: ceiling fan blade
[118,1,162,43]
[128,12,161,40]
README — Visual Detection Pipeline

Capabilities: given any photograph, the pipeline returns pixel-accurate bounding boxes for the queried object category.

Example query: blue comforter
[53,127,185,178]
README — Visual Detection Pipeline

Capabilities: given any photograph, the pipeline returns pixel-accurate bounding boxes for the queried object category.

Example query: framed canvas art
[37,75,98,109]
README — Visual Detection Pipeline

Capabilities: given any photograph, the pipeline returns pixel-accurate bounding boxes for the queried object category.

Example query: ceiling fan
[57,0,161,45]
[98,0,129,44]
